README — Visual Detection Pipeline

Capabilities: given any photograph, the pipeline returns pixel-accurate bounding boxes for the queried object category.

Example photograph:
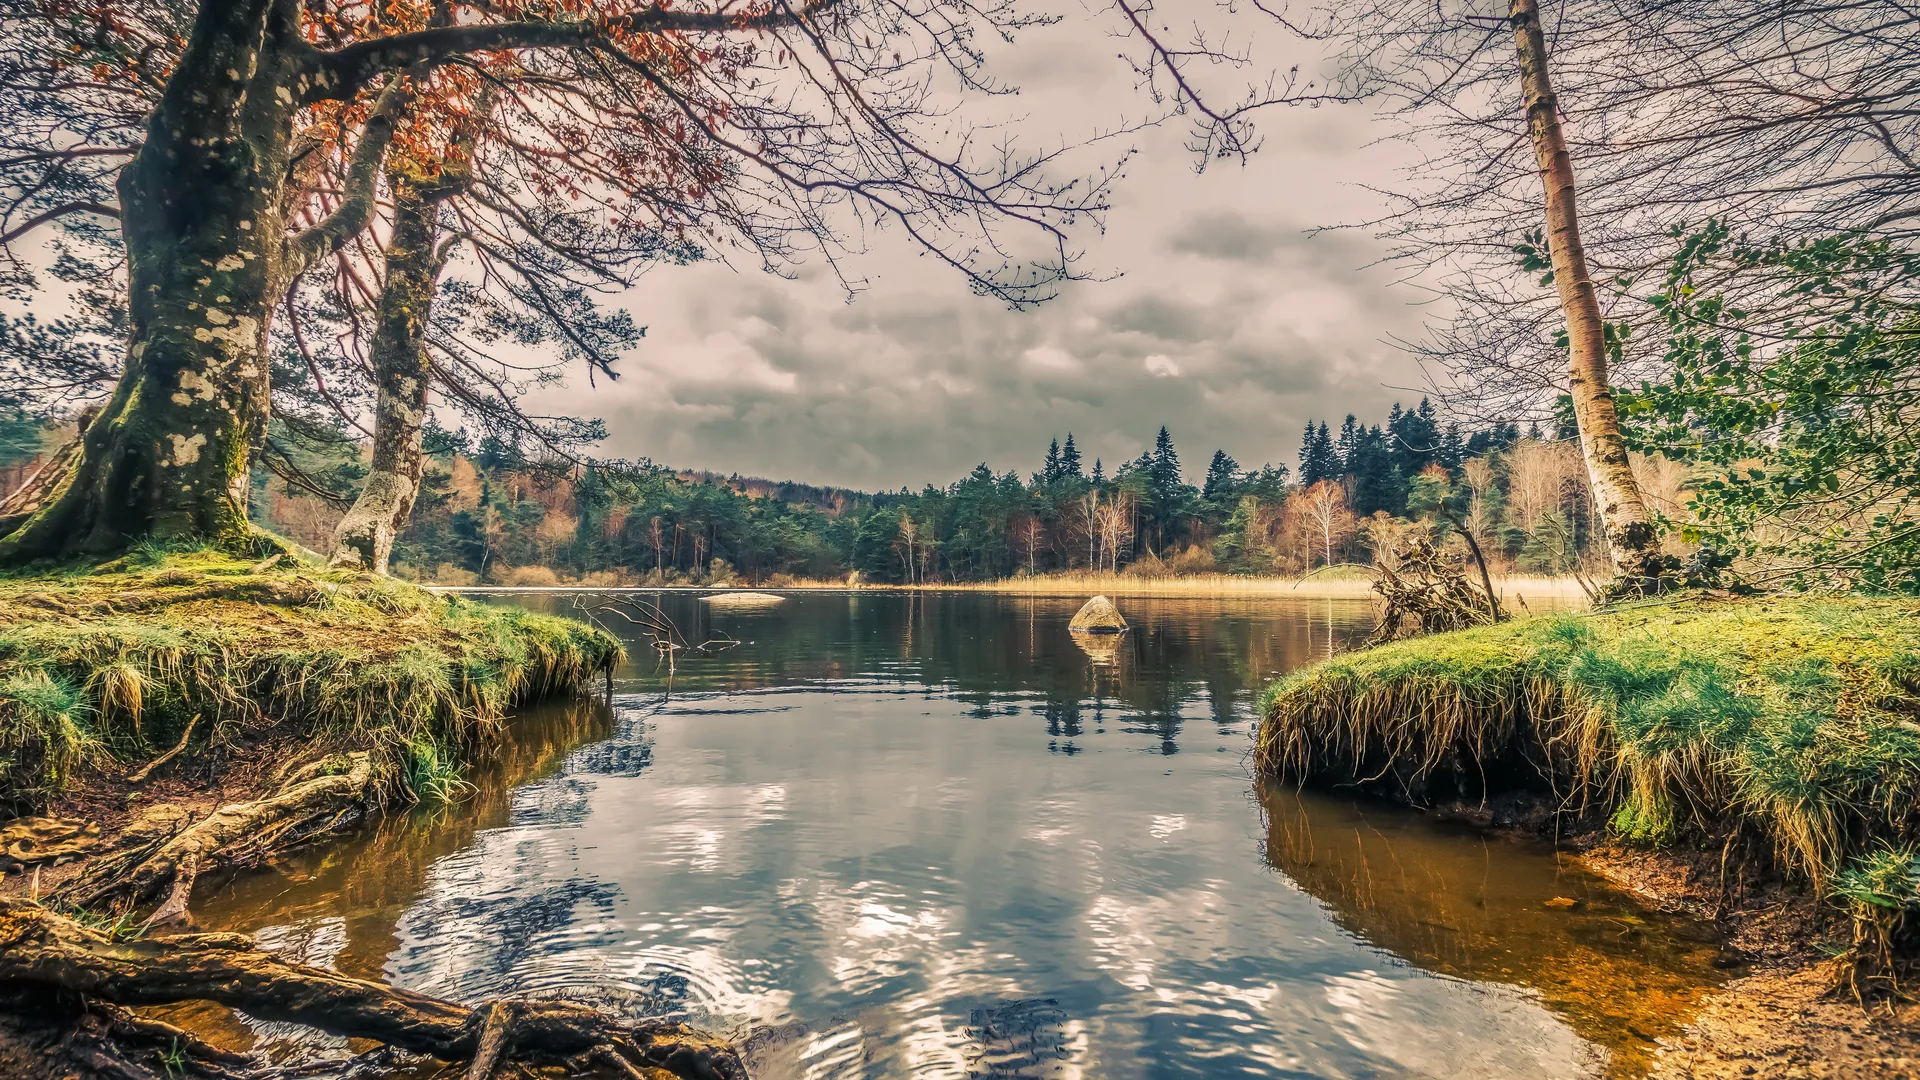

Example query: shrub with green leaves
[1627,224,1920,593]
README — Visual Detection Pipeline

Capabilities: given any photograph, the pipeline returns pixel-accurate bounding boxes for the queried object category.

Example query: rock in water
[1068,595,1127,634]
[701,591,786,608]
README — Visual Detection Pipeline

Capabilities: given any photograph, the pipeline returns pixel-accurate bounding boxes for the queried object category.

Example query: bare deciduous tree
[1290,479,1355,570]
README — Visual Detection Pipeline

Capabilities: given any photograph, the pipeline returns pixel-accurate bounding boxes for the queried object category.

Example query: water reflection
[1258,785,1730,1078]
[177,592,1723,1079]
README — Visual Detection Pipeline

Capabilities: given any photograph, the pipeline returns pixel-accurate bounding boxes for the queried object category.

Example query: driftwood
[62,753,379,926]
[1369,536,1502,645]
[0,899,745,1080]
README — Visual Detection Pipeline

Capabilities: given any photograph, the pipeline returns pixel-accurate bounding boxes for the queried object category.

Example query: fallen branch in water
[0,899,746,1080]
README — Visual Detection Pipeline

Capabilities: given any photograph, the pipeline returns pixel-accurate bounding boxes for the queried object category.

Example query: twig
[128,715,198,784]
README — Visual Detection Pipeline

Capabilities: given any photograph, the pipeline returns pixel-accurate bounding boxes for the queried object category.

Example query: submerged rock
[701,591,786,608]
[1068,595,1127,634]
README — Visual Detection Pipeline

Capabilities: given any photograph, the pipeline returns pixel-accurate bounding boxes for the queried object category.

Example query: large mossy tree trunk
[1510,0,1669,593]
[0,0,401,563]
[328,179,455,575]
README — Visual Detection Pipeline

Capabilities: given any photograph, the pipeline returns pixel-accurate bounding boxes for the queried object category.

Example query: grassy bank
[1257,596,1920,918]
[0,547,622,812]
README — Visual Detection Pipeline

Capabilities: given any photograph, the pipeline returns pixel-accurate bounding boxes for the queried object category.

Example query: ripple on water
[173,593,1717,1080]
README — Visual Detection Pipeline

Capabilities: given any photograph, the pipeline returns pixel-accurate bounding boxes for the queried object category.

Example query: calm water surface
[185,592,1729,1079]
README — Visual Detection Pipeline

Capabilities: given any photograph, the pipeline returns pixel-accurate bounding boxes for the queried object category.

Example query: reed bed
[918,570,1589,600]
[429,570,1589,601]
[0,547,621,808]
[1257,596,1920,898]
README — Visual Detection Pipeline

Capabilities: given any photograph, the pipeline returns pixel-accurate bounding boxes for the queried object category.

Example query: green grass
[0,546,621,808]
[1257,596,1920,897]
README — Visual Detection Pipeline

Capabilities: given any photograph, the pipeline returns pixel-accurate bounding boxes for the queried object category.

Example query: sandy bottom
[1649,965,1920,1079]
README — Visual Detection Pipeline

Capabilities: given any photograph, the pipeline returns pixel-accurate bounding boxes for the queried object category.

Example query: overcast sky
[521,8,1435,492]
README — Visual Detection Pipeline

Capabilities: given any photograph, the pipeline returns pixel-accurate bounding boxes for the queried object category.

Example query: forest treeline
[0,1,1914,595]
[0,399,1624,586]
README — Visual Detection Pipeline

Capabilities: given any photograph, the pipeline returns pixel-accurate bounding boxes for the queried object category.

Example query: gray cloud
[1163,210,1295,264]
[520,12,1435,490]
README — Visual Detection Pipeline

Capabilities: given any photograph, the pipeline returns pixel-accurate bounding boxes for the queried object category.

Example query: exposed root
[97,578,332,615]
[0,899,747,1080]
[127,714,198,784]
[62,753,378,926]
[0,817,100,869]
[0,985,270,1080]
[1838,902,1919,1005]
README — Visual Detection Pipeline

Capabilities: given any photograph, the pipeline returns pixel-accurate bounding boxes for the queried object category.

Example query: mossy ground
[1257,595,1920,957]
[0,546,621,813]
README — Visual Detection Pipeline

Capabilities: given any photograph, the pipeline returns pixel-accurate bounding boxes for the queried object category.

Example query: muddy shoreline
[1572,841,1920,1079]
[1420,790,1920,1076]
[1420,793,1915,1080]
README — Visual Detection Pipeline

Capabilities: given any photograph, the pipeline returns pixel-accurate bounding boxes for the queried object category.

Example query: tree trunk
[0,0,402,563]
[329,184,452,574]
[1510,0,1667,592]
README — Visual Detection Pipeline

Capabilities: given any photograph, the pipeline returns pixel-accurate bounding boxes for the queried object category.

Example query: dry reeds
[923,570,1589,600]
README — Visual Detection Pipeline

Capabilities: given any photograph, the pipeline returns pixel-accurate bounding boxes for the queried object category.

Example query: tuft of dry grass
[0,545,621,809]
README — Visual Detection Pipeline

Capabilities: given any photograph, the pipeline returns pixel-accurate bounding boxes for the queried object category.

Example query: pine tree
[1387,398,1440,477]
[1060,434,1083,480]
[1437,424,1467,472]
[1150,426,1182,491]
[1202,449,1239,503]
[1336,415,1361,475]
[1041,438,1062,484]
[1091,458,1105,484]
[1300,421,1339,486]
[1348,425,1405,516]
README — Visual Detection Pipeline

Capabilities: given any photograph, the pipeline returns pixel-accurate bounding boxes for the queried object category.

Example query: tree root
[61,753,379,927]
[128,715,199,785]
[0,899,747,1080]
[0,984,271,1080]
[0,817,101,869]
[1369,535,1502,644]
[100,578,330,615]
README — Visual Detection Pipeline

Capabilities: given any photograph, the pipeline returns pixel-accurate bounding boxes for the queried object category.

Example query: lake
[181,591,1729,1079]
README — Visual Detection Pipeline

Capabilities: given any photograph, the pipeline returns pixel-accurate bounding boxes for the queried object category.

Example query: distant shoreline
[424,571,1590,603]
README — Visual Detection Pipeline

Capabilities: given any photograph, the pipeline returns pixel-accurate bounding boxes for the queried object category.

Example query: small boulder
[1068,595,1128,634]
[701,591,786,608]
